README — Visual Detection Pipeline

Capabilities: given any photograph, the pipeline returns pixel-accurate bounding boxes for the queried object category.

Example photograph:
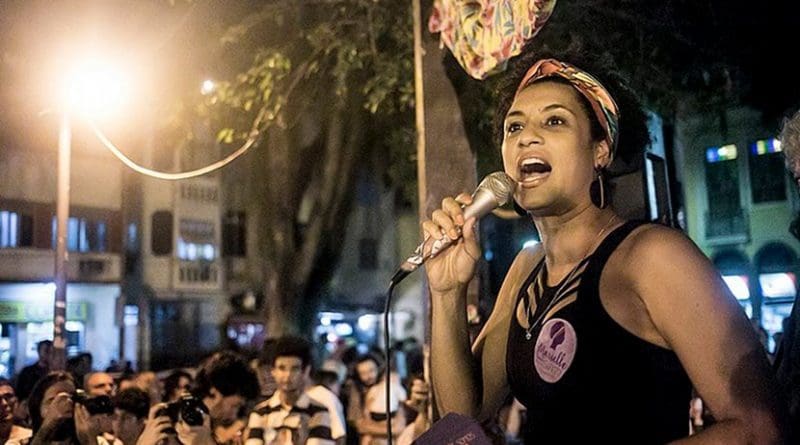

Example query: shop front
[0,282,122,378]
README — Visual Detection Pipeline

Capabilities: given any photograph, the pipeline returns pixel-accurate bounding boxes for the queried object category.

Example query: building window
[705,144,745,238]
[749,138,786,203]
[1,211,18,248]
[222,211,246,257]
[0,210,33,248]
[151,211,174,256]
[51,217,108,252]
[177,218,216,261]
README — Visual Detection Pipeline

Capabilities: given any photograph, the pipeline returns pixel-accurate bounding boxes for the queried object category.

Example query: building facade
[0,137,126,377]
[675,104,800,351]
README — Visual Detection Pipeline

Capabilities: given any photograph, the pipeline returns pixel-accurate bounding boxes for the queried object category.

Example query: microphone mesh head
[479,171,516,206]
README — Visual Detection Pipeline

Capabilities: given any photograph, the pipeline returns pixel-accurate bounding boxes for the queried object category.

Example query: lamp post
[52,112,71,371]
[51,59,128,370]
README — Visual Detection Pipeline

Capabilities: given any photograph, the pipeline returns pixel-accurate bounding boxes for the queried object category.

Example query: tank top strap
[580,219,650,296]
[516,255,547,308]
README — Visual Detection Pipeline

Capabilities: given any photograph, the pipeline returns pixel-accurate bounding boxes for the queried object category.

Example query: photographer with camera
[85,373,117,398]
[27,371,121,445]
[83,372,118,442]
[109,388,149,445]
[165,351,258,445]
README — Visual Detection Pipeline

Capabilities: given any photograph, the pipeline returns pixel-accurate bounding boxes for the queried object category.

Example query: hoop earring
[590,169,608,209]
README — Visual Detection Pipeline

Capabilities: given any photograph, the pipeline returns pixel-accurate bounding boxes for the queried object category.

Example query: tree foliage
[186,0,416,335]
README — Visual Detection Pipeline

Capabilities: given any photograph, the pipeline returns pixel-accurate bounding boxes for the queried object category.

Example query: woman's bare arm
[624,226,786,444]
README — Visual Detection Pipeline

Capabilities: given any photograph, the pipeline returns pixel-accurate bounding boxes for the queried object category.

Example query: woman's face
[502,81,607,215]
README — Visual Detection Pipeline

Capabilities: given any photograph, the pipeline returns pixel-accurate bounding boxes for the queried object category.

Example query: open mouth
[519,157,552,182]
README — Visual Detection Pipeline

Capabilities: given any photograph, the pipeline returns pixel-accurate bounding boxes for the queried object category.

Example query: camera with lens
[71,389,115,415]
[157,393,208,426]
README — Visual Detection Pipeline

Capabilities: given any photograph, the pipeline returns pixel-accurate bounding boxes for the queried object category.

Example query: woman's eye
[545,116,565,126]
[507,122,523,134]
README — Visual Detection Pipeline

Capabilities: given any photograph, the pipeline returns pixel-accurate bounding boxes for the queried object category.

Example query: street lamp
[52,58,129,370]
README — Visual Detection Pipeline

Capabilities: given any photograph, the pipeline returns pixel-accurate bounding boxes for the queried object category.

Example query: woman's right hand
[421,193,481,293]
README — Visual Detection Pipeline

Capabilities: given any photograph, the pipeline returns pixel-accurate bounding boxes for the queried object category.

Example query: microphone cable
[382,277,401,445]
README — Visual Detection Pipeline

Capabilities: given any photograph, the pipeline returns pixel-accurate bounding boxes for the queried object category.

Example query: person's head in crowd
[36,340,53,367]
[253,338,279,398]
[67,353,93,385]
[271,336,312,395]
[780,109,800,241]
[312,370,342,396]
[354,353,382,388]
[781,108,800,184]
[162,370,193,403]
[133,372,163,406]
[118,374,136,392]
[0,379,18,425]
[192,351,259,425]
[112,388,150,445]
[84,372,116,397]
[28,371,76,436]
[321,358,347,385]
[268,336,313,398]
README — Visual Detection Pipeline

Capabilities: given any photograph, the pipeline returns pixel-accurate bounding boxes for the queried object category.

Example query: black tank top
[506,220,692,444]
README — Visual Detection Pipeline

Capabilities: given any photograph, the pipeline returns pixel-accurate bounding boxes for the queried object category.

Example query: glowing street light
[61,59,131,116]
[200,79,215,96]
[52,57,129,370]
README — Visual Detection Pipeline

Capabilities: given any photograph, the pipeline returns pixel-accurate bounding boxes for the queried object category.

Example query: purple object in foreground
[414,413,491,445]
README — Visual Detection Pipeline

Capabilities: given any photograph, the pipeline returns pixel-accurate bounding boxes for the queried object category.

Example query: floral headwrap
[515,58,620,153]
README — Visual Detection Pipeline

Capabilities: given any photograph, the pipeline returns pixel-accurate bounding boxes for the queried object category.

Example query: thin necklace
[523,214,618,340]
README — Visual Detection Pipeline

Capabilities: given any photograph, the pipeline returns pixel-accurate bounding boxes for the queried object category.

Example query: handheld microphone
[389,171,516,285]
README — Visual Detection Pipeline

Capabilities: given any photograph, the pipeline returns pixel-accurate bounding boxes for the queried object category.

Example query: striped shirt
[245,392,334,445]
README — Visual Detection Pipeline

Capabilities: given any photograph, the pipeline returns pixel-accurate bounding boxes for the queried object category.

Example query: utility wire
[88,119,259,180]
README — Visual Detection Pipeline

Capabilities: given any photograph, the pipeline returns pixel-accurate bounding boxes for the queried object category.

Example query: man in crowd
[85,372,117,397]
[14,340,52,402]
[111,388,150,445]
[0,379,31,444]
[345,354,405,445]
[185,350,260,444]
[246,336,334,445]
[83,371,118,440]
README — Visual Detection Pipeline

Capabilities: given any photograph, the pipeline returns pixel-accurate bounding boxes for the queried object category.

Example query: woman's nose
[518,125,543,147]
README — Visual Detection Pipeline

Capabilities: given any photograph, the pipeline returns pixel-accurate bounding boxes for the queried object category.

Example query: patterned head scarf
[515,58,620,153]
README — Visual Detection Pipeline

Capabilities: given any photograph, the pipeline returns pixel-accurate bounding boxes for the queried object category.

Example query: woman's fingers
[454,193,473,208]
[431,209,458,240]
[441,197,465,226]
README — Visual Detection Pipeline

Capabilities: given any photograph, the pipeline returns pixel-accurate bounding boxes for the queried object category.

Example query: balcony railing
[0,248,121,282]
[173,260,222,291]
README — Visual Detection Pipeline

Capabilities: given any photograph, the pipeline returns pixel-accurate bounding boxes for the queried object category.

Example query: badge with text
[534,318,577,383]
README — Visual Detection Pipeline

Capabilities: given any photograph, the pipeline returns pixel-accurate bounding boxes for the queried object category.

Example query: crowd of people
[0,336,431,445]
